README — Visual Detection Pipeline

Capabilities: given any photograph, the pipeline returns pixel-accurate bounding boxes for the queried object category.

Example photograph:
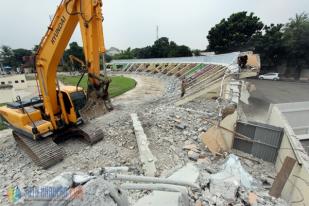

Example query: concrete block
[134,163,199,206]
[131,113,157,176]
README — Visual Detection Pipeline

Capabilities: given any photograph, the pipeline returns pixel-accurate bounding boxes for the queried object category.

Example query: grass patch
[59,75,136,98]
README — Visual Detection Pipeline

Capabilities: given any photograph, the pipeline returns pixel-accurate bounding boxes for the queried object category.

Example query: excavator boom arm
[35,0,109,128]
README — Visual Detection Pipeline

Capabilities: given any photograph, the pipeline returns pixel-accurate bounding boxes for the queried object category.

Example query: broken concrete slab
[134,163,199,206]
[68,177,129,206]
[220,111,238,149]
[16,173,128,206]
[44,172,74,188]
[240,81,250,104]
[207,154,260,202]
[122,183,189,206]
[200,126,228,155]
[209,154,257,201]
[210,175,240,201]
[131,113,157,176]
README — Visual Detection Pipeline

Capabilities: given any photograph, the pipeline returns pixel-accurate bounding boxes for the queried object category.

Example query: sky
[0,0,308,50]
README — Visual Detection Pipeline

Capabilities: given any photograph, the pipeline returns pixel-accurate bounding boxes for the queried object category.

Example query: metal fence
[233,121,284,163]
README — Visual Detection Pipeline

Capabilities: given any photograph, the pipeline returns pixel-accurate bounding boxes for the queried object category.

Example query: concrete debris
[176,123,187,130]
[107,173,200,189]
[200,127,227,155]
[69,178,129,206]
[210,175,240,201]
[187,150,200,161]
[0,73,289,206]
[104,166,130,174]
[122,183,190,206]
[131,113,157,176]
[195,199,202,206]
[182,144,199,151]
[73,174,96,185]
[221,103,237,119]
[211,154,256,189]
[220,111,238,149]
[248,192,258,206]
[88,167,129,176]
[44,172,74,188]
[134,163,199,206]
[16,172,128,206]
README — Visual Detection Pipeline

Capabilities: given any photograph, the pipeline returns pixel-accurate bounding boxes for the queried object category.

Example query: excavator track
[13,131,65,169]
[68,126,104,145]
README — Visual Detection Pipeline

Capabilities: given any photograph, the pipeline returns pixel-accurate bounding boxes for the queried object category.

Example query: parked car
[258,73,280,80]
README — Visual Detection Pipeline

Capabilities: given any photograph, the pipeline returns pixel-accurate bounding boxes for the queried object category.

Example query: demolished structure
[267,102,309,204]
[2,51,307,205]
[109,51,260,107]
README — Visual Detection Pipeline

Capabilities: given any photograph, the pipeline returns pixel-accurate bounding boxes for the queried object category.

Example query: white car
[258,73,280,80]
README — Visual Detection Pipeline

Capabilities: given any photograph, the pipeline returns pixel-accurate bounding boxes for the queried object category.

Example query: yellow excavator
[0,0,113,168]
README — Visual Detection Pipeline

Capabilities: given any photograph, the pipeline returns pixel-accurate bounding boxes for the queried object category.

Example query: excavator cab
[56,86,86,125]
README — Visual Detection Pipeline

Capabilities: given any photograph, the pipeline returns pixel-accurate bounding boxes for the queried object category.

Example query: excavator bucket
[79,74,113,122]
[79,91,113,122]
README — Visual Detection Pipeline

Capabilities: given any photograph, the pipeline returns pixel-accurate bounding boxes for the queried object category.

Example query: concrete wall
[0,74,27,89]
[276,102,309,137]
[267,105,309,205]
[300,69,309,81]
[0,85,16,103]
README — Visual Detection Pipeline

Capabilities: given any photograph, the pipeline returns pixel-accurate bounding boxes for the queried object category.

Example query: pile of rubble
[11,153,287,206]
[0,73,289,206]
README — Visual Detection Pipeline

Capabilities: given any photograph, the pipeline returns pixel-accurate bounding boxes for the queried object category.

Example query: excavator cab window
[70,91,87,117]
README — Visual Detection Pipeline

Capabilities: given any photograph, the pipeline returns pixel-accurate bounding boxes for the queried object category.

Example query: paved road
[242,80,309,122]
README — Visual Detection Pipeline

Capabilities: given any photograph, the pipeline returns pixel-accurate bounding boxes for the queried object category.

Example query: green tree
[64,42,84,61]
[251,24,286,70]
[112,37,192,59]
[113,47,135,59]
[192,49,201,56]
[152,37,170,58]
[283,13,309,78]
[132,47,152,59]
[13,48,32,67]
[104,54,112,63]
[207,12,264,53]
[0,45,15,67]
[168,45,192,57]
[63,42,84,70]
